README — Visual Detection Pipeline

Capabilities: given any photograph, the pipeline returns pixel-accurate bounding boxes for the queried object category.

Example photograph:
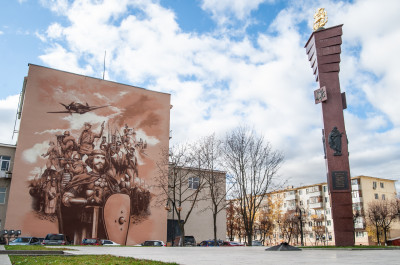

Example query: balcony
[0,171,11,178]
[351,184,361,191]
[285,193,297,201]
[309,202,323,209]
[352,197,363,204]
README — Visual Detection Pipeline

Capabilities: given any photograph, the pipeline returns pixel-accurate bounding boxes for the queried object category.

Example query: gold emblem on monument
[313,8,328,31]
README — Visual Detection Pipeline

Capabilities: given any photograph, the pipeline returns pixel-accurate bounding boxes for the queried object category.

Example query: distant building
[0,143,16,230]
[165,166,227,245]
[232,176,398,246]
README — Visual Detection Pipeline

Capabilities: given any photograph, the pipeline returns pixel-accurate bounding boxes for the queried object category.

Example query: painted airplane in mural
[47,102,109,114]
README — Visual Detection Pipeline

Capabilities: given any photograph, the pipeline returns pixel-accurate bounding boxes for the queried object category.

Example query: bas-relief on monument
[305,9,355,246]
[5,64,170,245]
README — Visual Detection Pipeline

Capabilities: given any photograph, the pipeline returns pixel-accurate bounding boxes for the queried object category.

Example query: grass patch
[5,245,73,251]
[9,255,178,265]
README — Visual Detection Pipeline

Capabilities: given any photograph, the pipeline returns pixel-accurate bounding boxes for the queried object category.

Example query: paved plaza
[58,246,400,264]
[1,246,400,264]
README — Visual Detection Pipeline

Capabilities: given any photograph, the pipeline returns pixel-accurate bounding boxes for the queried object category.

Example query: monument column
[305,11,354,246]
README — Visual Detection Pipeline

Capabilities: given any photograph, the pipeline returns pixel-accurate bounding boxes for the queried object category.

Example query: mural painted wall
[5,64,170,245]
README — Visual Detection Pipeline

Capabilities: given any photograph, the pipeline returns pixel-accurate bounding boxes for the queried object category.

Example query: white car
[101,239,120,246]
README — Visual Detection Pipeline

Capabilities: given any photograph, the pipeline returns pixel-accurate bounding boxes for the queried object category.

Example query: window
[309,233,313,238]
[373,181,377,189]
[300,200,303,206]
[351,179,358,185]
[323,186,327,192]
[299,190,303,195]
[0,188,6,204]
[188,177,199,189]
[327,220,331,226]
[382,194,385,200]
[356,232,365,238]
[325,197,328,203]
[308,222,313,227]
[0,156,11,171]
[380,182,384,188]
[374,193,378,200]
[326,208,331,215]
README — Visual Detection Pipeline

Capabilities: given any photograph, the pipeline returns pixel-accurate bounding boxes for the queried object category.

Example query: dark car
[82,238,102,245]
[199,240,223,246]
[174,236,196,246]
[9,237,41,245]
[136,240,165,246]
[0,237,7,245]
[42,234,71,245]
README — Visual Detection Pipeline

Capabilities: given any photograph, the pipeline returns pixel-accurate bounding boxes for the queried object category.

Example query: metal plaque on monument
[304,8,354,246]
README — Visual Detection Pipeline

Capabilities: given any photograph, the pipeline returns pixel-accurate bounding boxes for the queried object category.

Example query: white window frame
[188,177,200,189]
[0,187,6,204]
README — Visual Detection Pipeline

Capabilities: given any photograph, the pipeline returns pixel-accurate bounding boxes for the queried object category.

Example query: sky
[1,0,400,190]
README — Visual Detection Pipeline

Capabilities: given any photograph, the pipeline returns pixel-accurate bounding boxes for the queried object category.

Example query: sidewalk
[0,245,12,265]
[61,246,400,265]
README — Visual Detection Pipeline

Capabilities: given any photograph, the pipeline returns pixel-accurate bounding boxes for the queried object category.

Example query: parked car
[42,234,71,245]
[174,236,196,246]
[198,240,223,246]
[251,240,263,246]
[82,238,102,246]
[0,237,7,245]
[101,239,120,246]
[9,237,41,245]
[136,240,165,246]
[222,241,245,246]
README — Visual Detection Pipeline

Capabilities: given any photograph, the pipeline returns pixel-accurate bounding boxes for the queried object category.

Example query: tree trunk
[376,224,380,245]
[213,212,218,246]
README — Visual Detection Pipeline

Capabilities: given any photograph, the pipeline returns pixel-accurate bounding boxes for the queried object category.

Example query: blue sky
[1,0,400,189]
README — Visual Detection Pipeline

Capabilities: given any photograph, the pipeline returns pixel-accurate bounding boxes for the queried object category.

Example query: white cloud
[0,95,20,144]
[200,0,274,25]
[0,31,3,35]
[10,0,398,188]
[22,142,49,164]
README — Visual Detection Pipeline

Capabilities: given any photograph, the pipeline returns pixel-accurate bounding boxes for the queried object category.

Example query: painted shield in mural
[103,193,131,245]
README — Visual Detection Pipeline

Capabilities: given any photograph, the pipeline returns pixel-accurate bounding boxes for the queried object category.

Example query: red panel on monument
[305,25,355,246]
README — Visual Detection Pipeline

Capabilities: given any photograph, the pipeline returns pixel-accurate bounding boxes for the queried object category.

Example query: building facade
[0,144,16,230]
[246,176,399,246]
[165,166,227,245]
[5,64,171,245]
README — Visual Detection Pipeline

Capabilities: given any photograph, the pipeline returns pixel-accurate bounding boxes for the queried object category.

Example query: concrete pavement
[59,246,400,265]
[0,245,12,265]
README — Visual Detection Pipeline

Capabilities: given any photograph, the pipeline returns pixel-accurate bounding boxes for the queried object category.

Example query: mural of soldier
[41,141,61,171]
[28,121,153,244]
[78,122,105,156]
[44,175,59,214]
[6,65,170,247]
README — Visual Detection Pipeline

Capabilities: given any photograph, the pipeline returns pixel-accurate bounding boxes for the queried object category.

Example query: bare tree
[254,207,274,245]
[154,144,205,246]
[223,126,284,246]
[196,134,228,246]
[366,201,382,245]
[226,201,236,241]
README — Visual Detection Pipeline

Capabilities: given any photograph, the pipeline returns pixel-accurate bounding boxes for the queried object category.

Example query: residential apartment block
[0,144,16,231]
[251,176,398,246]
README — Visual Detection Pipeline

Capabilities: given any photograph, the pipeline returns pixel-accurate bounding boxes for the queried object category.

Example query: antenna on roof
[103,50,106,80]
